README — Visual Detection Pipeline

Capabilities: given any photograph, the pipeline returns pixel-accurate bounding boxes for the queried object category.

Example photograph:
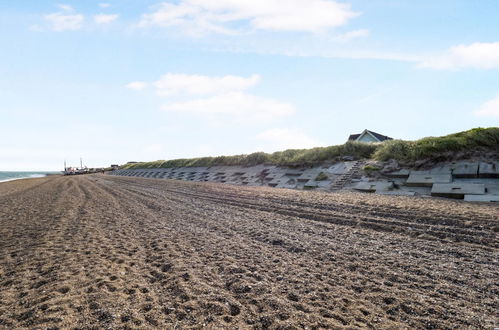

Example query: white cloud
[99,3,111,8]
[154,73,260,96]
[332,29,369,42]
[57,4,73,11]
[162,92,295,122]
[139,0,359,35]
[420,42,499,70]
[255,128,322,150]
[221,45,421,62]
[94,14,119,24]
[475,95,499,117]
[125,81,147,90]
[45,12,84,31]
[136,73,295,122]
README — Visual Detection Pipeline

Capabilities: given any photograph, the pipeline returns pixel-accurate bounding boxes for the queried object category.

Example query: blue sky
[1,0,498,170]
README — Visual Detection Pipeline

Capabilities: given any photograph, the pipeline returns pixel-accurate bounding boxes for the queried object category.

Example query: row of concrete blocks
[111,162,499,201]
[354,162,499,201]
[387,162,499,180]
[111,162,358,190]
[353,181,499,201]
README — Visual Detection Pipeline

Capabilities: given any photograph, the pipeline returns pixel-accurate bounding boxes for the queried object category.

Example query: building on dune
[348,129,393,143]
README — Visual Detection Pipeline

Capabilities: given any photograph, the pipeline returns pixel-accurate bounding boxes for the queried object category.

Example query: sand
[0,174,497,329]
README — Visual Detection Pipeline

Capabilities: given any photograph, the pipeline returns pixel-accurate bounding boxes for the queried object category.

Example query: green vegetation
[315,172,329,181]
[363,165,381,172]
[372,127,499,162]
[121,127,498,169]
[122,141,377,169]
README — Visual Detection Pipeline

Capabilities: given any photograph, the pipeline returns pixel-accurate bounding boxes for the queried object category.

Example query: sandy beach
[0,174,497,329]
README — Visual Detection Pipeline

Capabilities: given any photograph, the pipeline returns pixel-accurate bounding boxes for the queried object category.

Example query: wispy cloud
[127,73,295,123]
[162,92,295,122]
[139,0,359,35]
[332,29,369,42]
[154,73,260,96]
[475,95,499,117]
[57,4,74,11]
[199,38,422,63]
[419,42,499,70]
[124,73,293,122]
[268,48,421,62]
[99,3,111,8]
[44,12,84,31]
[94,14,118,24]
[125,81,147,90]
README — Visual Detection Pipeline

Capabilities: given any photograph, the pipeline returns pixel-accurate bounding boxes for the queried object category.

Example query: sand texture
[0,175,498,329]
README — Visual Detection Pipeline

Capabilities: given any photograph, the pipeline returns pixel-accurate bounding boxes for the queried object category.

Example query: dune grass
[372,127,499,162]
[121,127,498,169]
[122,141,377,169]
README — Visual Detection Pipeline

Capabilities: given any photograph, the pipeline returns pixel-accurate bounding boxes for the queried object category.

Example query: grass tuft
[315,172,329,181]
[363,165,381,172]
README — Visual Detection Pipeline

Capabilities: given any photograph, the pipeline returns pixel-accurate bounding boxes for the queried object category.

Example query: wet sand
[0,174,497,329]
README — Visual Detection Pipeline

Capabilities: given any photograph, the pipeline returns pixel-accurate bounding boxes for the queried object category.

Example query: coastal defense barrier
[110,163,354,190]
[109,160,499,202]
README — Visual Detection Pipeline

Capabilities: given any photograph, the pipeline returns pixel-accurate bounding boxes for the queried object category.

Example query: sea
[0,171,60,183]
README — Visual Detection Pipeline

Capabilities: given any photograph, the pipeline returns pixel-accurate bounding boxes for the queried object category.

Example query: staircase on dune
[330,161,363,190]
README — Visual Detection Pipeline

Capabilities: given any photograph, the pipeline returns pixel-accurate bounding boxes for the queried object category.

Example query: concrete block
[354,181,394,193]
[406,173,452,187]
[316,180,332,188]
[409,165,453,175]
[464,195,499,202]
[378,191,416,196]
[430,165,453,174]
[385,169,410,178]
[431,183,485,199]
[267,177,286,185]
[375,181,395,192]
[277,183,298,189]
[479,162,499,178]
[453,162,479,178]
[485,183,499,195]
[283,170,304,177]
[354,182,377,192]
[327,162,354,175]
[297,169,323,181]
[303,180,319,189]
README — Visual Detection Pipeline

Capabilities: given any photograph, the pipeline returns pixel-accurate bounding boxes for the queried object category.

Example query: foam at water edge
[0,174,47,183]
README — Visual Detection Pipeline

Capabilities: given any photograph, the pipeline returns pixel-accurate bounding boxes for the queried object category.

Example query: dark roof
[348,134,361,141]
[368,130,392,141]
[348,130,393,142]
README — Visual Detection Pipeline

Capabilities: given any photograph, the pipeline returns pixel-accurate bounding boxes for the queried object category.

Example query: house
[348,129,393,143]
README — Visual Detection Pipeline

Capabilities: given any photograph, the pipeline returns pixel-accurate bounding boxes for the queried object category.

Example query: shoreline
[0,173,56,184]
[0,176,44,183]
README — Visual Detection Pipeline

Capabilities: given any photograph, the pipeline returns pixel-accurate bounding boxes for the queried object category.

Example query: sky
[1,0,498,171]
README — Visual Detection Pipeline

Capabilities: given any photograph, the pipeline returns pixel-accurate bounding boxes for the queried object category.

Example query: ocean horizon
[0,171,60,183]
